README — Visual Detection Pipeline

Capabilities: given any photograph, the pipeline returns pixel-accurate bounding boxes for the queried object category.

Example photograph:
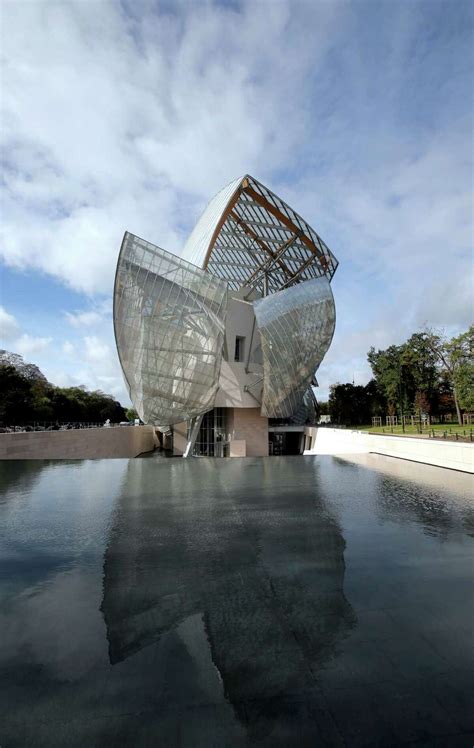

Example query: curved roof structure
[182,174,338,296]
[114,175,339,430]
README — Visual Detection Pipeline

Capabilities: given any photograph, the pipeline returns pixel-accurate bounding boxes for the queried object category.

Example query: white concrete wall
[215,294,264,408]
[0,426,157,460]
[332,453,473,495]
[303,427,474,474]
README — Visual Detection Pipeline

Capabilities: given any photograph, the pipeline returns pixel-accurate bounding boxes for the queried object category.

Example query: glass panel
[192,408,229,456]
[254,277,335,418]
[114,233,228,426]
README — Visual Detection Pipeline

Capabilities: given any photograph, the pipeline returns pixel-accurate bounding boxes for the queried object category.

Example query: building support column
[183,414,204,458]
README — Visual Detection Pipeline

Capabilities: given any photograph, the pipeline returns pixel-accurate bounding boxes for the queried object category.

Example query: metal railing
[428,428,473,442]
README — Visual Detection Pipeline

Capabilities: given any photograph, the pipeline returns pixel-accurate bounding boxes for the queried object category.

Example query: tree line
[0,364,127,426]
[325,326,473,426]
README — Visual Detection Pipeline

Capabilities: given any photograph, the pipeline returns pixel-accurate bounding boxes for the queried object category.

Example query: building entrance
[193,408,229,457]
[269,430,302,456]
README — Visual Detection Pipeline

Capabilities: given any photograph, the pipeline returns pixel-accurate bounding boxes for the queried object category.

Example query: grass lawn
[356,422,471,436]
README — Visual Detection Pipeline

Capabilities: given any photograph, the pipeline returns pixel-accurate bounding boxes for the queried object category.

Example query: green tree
[0,364,127,426]
[367,344,414,419]
[328,380,385,425]
[424,325,474,424]
[454,361,474,411]
[126,407,138,422]
[317,401,329,416]
[402,333,439,423]
[30,381,54,421]
[368,335,439,423]
[0,365,33,424]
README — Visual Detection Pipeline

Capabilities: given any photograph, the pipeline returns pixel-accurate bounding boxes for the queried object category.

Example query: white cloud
[40,334,129,403]
[0,307,52,366]
[0,0,339,294]
[15,334,52,356]
[0,306,129,403]
[0,306,21,340]
[83,335,112,364]
[0,1,472,403]
[65,311,103,327]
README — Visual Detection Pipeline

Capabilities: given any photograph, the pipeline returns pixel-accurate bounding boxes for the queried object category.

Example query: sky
[1,0,473,405]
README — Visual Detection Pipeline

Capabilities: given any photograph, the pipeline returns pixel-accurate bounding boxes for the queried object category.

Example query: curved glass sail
[254,277,335,418]
[115,175,338,431]
[114,232,228,426]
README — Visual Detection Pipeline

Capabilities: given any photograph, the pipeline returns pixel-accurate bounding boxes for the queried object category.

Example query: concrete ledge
[303,427,474,474]
[0,426,158,460]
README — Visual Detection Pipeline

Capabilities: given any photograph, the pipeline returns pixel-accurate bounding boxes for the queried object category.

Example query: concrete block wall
[303,427,474,473]
[0,426,157,460]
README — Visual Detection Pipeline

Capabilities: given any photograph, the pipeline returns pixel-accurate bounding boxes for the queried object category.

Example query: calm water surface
[0,455,473,747]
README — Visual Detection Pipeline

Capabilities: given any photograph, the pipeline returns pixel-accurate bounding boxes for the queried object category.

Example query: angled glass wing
[254,277,335,418]
[114,233,228,426]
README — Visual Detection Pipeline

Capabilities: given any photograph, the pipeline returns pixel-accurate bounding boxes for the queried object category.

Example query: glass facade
[114,175,339,443]
[191,408,229,456]
[254,277,336,418]
[181,174,338,294]
[114,233,228,427]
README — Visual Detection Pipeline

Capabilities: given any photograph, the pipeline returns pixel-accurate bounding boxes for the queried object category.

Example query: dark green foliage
[329,326,472,426]
[317,401,330,415]
[0,365,127,425]
[329,379,386,425]
[367,326,473,424]
[0,366,35,424]
[368,333,439,419]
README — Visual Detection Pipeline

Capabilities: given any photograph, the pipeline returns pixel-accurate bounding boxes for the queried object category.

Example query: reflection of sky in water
[0,460,127,680]
[0,456,472,746]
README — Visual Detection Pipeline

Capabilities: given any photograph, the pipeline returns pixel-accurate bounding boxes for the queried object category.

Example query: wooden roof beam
[241,185,329,269]
[202,185,245,269]
[242,232,301,287]
[228,211,294,280]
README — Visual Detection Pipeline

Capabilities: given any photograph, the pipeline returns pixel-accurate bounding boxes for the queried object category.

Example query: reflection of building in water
[101,459,355,739]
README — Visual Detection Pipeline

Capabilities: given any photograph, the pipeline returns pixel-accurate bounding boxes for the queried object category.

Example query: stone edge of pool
[0,425,473,473]
[303,427,474,474]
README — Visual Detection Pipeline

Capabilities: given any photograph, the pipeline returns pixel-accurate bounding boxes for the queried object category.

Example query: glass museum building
[114,175,338,457]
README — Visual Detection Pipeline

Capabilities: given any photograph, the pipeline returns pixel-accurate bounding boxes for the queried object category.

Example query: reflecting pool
[0,455,473,746]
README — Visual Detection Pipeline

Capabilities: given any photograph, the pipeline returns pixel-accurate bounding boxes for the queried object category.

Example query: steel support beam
[183,413,204,458]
